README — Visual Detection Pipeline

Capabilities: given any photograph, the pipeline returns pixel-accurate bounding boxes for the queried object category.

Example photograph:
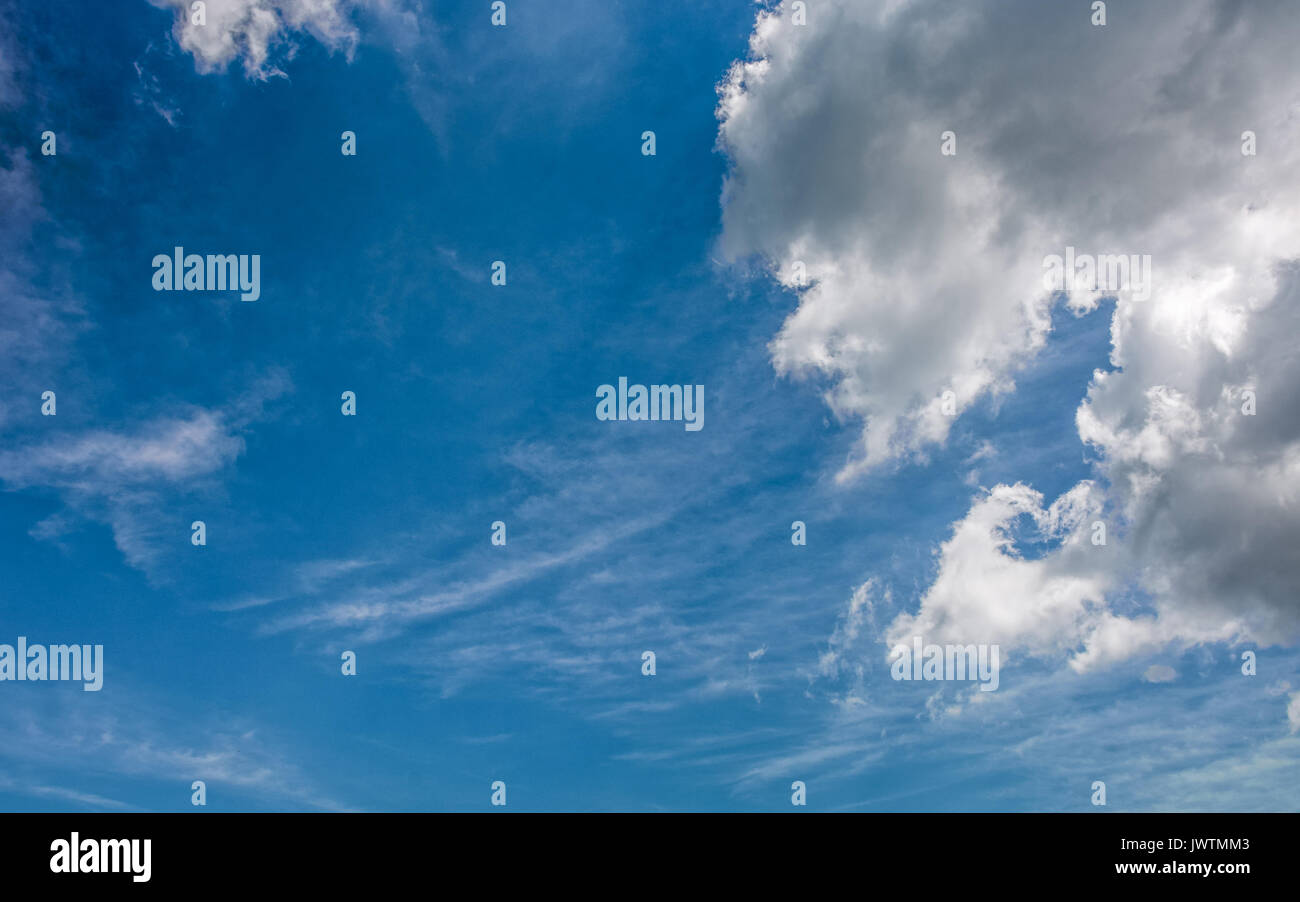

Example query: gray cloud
[718,0,1300,669]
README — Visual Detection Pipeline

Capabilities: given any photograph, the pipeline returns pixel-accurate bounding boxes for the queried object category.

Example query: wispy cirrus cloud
[0,371,292,576]
[0,133,87,432]
[0,776,140,812]
[0,688,349,811]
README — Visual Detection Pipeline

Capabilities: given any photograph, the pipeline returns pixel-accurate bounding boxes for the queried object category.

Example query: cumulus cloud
[150,0,377,79]
[718,0,1300,672]
[884,483,1109,657]
[717,0,1300,478]
[876,475,1275,673]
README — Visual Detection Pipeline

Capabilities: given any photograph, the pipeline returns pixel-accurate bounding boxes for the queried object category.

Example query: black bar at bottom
[0,812,1288,889]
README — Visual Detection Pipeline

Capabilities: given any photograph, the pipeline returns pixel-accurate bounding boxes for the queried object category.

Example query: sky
[1,0,1299,812]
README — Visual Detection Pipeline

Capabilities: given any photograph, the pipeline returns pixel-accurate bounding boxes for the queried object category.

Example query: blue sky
[2,0,1299,812]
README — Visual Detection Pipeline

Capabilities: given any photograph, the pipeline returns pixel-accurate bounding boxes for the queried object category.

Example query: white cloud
[1289,692,1300,734]
[0,412,244,488]
[0,776,140,811]
[261,512,667,636]
[1143,665,1177,684]
[0,690,346,810]
[720,0,1300,672]
[883,482,1120,665]
[0,373,290,574]
[150,0,376,79]
[819,579,883,681]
